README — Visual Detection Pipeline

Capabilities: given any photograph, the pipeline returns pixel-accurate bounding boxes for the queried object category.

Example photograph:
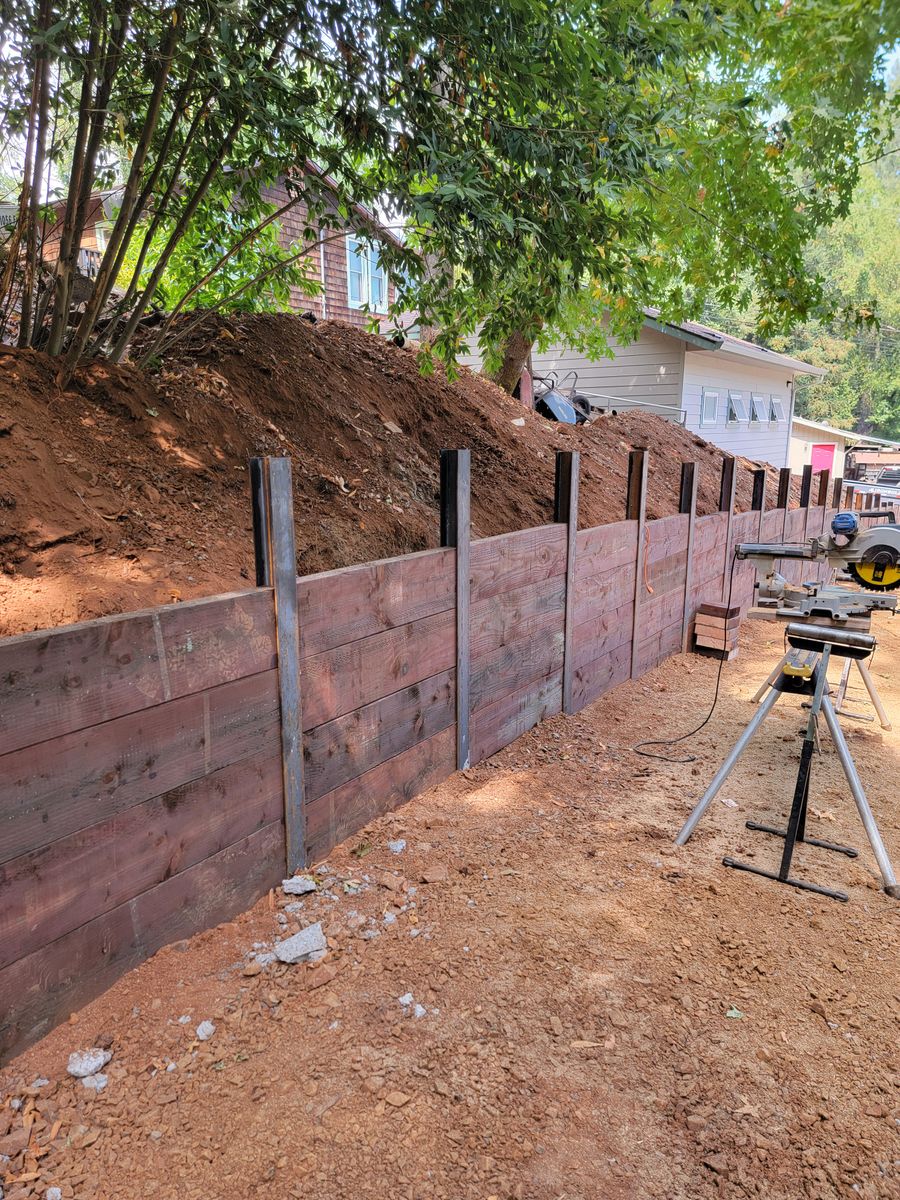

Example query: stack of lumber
[694,602,740,660]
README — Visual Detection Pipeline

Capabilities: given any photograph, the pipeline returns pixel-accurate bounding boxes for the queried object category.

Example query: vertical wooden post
[440,449,471,770]
[554,450,580,714]
[719,456,736,602]
[751,467,767,538]
[628,449,648,679]
[799,463,813,540]
[817,470,830,535]
[680,461,699,653]
[249,457,272,587]
[777,467,792,539]
[816,470,830,508]
[251,456,305,873]
[832,476,844,509]
[799,464,813,508]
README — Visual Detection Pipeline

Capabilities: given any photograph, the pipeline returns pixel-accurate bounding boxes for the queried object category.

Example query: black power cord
[633,549,740,763]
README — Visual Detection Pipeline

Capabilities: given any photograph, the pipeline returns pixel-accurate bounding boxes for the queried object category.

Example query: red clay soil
[2,616,898,1200]
[1,314,793,636]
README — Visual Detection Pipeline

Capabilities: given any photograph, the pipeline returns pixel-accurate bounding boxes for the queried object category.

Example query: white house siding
[457,326,684,416]
[528,327,684,415]
[681,349,794,468]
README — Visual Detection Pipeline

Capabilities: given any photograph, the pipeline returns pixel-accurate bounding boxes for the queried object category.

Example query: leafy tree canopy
[0,0,896,388]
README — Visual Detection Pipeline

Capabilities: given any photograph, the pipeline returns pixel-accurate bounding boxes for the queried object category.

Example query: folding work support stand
[675,624,900,901]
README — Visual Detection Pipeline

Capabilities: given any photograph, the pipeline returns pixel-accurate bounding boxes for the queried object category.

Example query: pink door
[811,443,835,474]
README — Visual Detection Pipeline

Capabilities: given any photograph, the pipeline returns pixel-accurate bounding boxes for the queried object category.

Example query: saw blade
[847,561,900,591]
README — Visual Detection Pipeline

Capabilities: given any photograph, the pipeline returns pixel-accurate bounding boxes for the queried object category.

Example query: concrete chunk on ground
[282,875,317,895]
[274,922,326,964]
[66,1048,112,1078]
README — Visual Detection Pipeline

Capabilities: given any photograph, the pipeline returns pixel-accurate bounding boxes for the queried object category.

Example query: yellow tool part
[848,560,900,592]
[783,662,813,679]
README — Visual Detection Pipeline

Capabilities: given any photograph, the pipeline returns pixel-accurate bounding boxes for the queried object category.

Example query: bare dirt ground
[1,315,793,636]
[2,617,898,1200]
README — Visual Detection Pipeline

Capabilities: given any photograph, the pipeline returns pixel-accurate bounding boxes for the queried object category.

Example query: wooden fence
[0,451,843,1059]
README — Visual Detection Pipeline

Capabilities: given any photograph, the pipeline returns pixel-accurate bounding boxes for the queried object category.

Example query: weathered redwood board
[575,520,638,579]
[470,672,563,765]
[0,822,284,1060]
[470,620,564,713]
[469,575,564,660]
[303,669,455,803]
[0,589,276,757]
[571,640,632,710]
[300,609,455,729]
[0,669,281,865]
[470,525,566,602]
[304,726,455,862]
[0,755,283,970]
[298,547,455,657]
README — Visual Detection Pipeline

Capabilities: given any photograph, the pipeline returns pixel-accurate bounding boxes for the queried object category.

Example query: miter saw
[735,510,900,621]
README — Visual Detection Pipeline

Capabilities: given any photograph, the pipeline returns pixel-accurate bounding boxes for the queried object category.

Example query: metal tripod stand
[675,623,900,902]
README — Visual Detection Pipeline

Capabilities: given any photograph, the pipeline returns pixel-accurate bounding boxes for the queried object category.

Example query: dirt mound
[0,314,789,636]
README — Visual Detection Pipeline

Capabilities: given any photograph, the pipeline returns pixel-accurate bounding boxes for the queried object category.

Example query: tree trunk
[488,326,539,394]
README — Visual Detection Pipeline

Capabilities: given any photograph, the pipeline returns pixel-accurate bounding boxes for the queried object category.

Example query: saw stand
[675,622,900,903]
[752,634,891,731]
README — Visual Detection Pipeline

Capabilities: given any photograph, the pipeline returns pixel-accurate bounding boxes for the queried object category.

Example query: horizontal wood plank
[572,600,634,671]
[303,669,455,802]
[305,726,455,862]
[0,670,280,864]
[0,821,283,1061]
[0,755,283,970]
[571,641,632,711]
[470,672,562,764]
[574,566,636,626]
[470,525,567,603]
[301,610,455,730]
[469,575,565,661]
[298,548,455,657]
[646,514,689,565]
[575,520,638,579]
[470,621,564,713]
[0,589,275,758]
[634,621,684,677]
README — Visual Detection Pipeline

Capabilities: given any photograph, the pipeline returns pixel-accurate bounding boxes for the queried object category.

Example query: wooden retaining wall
[0,453,841,1058]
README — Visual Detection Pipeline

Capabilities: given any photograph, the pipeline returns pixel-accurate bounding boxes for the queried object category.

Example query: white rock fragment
[284,901,305,914]
[195,1020,216,1042]
[31,1077,49,1088]
[383,912,397,926]
[398,992,413,1008]
[282,875,317,895]
[81,1073,108,1092]
[274,922,326,964]
[67,1048,112,1079]
[413,1004,427,1019]
[387,839,407,855]
[177,1014,191,1024]
[46,1189,63,1200]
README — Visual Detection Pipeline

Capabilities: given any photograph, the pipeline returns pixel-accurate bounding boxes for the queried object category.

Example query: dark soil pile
[0,314,793,636]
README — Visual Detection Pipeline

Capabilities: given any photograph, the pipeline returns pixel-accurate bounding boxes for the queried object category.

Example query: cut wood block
[695,632,738,651]
[697,602,741,619]
[696,644,739,662]
[694,614,741,635]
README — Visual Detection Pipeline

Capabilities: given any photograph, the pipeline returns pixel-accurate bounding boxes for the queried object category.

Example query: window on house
[700,388,719,426]
[727,391,748,423]
[346,235,387,311]
[770,395,786,423]
[750,393,768,424]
